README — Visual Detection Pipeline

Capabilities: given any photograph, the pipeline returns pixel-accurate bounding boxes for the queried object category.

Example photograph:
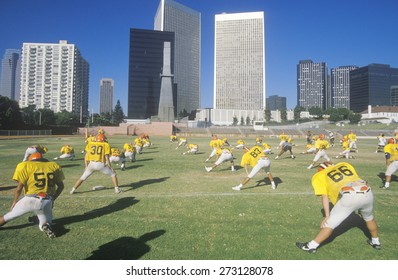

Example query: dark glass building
[350,64,398,113]
[266,95,286,111]
[128,28,175,119]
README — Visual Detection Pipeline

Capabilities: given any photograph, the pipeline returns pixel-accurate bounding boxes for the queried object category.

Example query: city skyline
[1,0,397,113]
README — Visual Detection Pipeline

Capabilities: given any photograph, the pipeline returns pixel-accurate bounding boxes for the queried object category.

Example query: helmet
[317,162,332,172]
[96,134,106,142]
[28,152,43,161]
[388,138,395,144]
[98,129,105,135]
[319,134,324,140]
[42,146,48,153]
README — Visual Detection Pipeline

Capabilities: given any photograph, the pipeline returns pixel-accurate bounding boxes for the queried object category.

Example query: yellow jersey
[111,148,123,157]
[348,133,357,142]
[279,134,289,141]
[12,160,65,196]
[216,147,232,156]
[240,146,267,168]
[236,140,245,145]
[85,141,111,163]
[384,143,398,162]
[311,162,361,205]
[188,143,198,150]
[262,142,271,150]
[123,143,135,153]
[60,145,74,154]
[209,139,223,149]
[315,139,330,150]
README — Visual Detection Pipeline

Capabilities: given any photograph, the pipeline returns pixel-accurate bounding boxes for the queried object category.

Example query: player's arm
[53,181,64,201]
[320,194,330,228]
[10,181,24,211]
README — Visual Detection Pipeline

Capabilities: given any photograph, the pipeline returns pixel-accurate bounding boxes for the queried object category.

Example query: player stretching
[205,147,235,172]
[70,134,122,194]
[296,162,381,253]
[232,146,276,191]
[0,153,64,238]
[307,134,332,169]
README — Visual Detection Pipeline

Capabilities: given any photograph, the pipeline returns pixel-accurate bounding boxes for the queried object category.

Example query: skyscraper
[297,60,328,110]
[100,78,114,114]
[266,95,286,111]
[19,40,89,116]
[154,0,201,115]
[350,64,398,113]
[0,49,21,100]
[330,66,358,109]
[214,12,265,111]
[128,28,175,119]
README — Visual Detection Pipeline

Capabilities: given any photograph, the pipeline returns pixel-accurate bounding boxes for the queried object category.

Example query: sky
[1,0,398,113]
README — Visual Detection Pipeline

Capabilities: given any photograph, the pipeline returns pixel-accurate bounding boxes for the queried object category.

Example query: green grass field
[0,135,397,260]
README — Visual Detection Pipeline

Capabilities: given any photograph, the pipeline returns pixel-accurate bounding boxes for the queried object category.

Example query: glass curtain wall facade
[350,64,398,113]
[100,78,114,114]
[154,0,200,115]
[297,60,328,110]
[19,40,89,116]
[214,12,265,110]
[0,49,21,100]
[330,65,358,109]
[266,95,286,111]
[128,28,175,119]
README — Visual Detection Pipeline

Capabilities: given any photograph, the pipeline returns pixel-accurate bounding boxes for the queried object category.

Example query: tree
[281,109,287,123]
[348,112,362,124]
[0,96,24,129]
[112,100,125,125]
[240,116,245,126]
[264,109,271,122]
[56,110,80,126]
[294,106,305,121]
[36,109,55,126]
[232,116,238,126]
[308,106,323,120]
[21,105,36,125]
[246,116,251,126]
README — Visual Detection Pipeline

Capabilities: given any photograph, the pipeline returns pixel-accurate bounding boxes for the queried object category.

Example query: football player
[307,134,332,169]
[205,147,235,172]
[22,144,48,162]
[54,144,75,160]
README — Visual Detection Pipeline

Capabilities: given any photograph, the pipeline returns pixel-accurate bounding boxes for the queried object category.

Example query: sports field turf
[0,135,397,260]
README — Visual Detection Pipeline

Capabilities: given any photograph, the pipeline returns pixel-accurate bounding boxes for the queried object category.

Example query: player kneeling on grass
[182,143,199,155]
[0,152,64,239]
[110,147,126,170]
[70,134,122,194]
[205,147,235,172]
[232,146,276,191]
[54,144,75,160]
[296,162,381,253]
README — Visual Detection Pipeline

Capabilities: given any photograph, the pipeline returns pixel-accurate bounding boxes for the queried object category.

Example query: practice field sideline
[0,135,397,260]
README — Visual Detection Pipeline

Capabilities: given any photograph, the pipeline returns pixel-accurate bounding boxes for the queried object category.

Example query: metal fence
[0,130,52,136]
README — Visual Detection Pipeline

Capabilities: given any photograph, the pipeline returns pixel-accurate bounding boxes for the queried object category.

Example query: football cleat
[42,223,56,239]
[367,240,381,250]
[295,242,317,253]
[205,166,212,172]
[232,186,241,191]
[115,187,122,194]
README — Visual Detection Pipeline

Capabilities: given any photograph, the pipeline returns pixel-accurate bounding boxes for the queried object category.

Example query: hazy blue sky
[1,0,397,113]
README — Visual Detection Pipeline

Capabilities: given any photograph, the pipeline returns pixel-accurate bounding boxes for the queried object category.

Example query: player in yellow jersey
[123,142,136,162]
[54,144,75,160]
[134,136,144,154]
[110,147,126,171]
[232,146,276,190]
[170,135,178,144]
[0,153,64,238]
[296,162,381,253]
[175,137,187,150]
[307,134,332,169]
[382,139,398,189]
[235,139,245,149]
[262,141,272,154]
[335,136,353,159]
[300,143,316,154]
[205,147,235,172]
[205,135,223,162]
[182,143,199,155]
[277,132,289,149]
[347,130,358,152]
[22,144,48,162]
[274,141,295,159]
[70,134,122,194]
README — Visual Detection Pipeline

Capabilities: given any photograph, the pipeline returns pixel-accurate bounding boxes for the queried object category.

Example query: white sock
[308,240,319,249]
[385,182,390,188]
[372,237,380,245]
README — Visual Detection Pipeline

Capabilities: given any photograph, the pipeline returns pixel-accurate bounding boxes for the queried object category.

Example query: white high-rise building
[154,0,201,116]
[330,66,358,109]
[19,40,89,116]
[100,78,114,114]
[214,12,266,111]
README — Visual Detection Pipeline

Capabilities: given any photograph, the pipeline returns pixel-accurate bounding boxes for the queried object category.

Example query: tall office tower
[330,66,358,109]
[158,42,175,122]
[19,40,89,116]
[0,49,21,100]
[128,28,175,119]
[266,95,286,111]
[297,60,328,110]
[391,86,398,106]
[100,78,114,114]
[154,0,201,115]
[214,12,265,110]
[350,64,398,113]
